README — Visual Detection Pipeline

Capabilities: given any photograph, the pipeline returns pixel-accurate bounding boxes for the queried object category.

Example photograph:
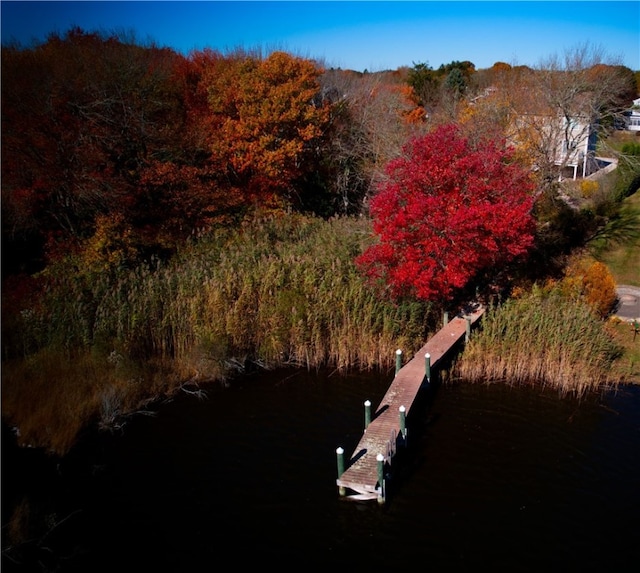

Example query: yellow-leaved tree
[562,258,618,319]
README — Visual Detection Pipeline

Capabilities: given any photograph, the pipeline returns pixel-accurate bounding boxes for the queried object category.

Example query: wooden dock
[336,305,485,502]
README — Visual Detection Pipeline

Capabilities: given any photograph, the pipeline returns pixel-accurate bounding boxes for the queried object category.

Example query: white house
[470,86,599,179]
[553,114,599,180]
[512,112,599,180]
[626,97,640,131]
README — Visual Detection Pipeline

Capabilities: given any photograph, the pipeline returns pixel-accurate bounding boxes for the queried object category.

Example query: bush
[560,257,618,319]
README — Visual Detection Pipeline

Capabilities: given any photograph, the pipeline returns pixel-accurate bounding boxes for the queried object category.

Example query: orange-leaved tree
[560,258,618,319]
[201,50,331,208]
[356,124,537,302]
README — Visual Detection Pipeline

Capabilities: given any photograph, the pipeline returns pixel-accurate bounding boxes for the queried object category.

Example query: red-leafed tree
[356,124,537,302]
[1,29,189,267]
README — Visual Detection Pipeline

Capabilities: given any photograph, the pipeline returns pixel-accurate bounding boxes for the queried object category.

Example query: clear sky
[1,1,639,71]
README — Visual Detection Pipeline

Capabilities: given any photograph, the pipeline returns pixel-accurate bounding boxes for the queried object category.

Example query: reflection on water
[3,369,640,571]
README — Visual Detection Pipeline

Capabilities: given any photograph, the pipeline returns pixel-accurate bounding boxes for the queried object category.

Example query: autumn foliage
[2,32,633,456]
[1,32,334,273]
[356,124,537,302]
[560,258,618,319]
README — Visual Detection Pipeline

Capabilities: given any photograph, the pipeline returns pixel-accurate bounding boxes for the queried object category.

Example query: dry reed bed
[4,215,625,454]
[2,214,433,454]
[455,288,623,397]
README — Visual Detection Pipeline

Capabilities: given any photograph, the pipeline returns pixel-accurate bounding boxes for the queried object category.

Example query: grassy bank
[594,188,640,287]
[596,188,640,382]
[2,214,435,454]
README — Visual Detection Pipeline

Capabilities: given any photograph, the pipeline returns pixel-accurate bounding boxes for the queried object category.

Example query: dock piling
[425,352,431,383]
[399,405,407,442]
[336,447,346,496]
[395,349,403,376]
[376,454,385,504]
[364,400,371,430]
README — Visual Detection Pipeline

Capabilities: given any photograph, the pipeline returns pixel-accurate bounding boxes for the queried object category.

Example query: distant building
[552,114,599,180]
[626,97,640,131]
[510,111,599,180]
[469,86,599,179]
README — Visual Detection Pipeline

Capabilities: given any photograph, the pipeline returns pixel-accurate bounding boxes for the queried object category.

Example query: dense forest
[2,29,639,454]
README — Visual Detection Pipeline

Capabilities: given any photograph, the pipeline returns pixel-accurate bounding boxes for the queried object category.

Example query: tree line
[3,29,637,281]
[0,29,417,277]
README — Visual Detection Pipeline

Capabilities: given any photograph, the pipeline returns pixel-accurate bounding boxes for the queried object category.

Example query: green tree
[444,67,467,97]
[407,61,440,113]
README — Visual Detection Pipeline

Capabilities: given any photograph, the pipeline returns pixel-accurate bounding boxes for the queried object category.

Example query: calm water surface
[3,368,640,571]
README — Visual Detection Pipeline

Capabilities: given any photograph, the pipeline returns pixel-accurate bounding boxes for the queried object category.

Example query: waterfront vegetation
[2,33,639,456]
[3,166,639,458]
[2,214,436,454]
[456,169,640,392]
[3,204,637,454]
[455,286,624,396]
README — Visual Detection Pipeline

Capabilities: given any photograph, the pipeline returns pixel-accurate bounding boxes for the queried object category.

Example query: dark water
[3,368,640,571]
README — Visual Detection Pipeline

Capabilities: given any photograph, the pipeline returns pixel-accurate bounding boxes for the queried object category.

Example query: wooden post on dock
[376,453,385,504]
[425,352,431,383]
[395,349,402,376]
[399,405,407,442]
[364,400,371,430]
[444,311,449,326]
[336,447,346,496]
[465,317,471,342]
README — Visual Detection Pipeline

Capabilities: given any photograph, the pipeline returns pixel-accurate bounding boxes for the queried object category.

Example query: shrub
[580,179,599,199]
[561,257,618,319]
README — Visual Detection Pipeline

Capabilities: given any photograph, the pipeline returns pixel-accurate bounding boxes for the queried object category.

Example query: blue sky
[1,1,639,71]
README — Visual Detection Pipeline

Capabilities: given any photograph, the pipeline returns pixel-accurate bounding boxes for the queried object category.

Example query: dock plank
[336,306,484,500]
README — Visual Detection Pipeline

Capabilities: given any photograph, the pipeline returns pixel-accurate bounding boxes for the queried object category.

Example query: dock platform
[336,305,485,502]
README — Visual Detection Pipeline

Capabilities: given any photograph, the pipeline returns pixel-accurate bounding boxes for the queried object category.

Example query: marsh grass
[2,214,433,454]
[454,286,624,397]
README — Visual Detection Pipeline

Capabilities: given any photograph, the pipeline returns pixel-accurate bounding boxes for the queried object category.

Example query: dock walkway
[336,305,485,502]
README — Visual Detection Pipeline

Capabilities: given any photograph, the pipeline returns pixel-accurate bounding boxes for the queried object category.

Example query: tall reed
[455,286,623,397]
[88,214,433,374]
[2,214,434,453]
